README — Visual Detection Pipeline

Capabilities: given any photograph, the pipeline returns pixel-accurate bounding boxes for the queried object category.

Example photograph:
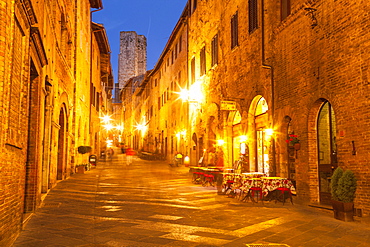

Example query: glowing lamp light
[177,88,190,102]
[189,80,203,103]
[264,129,274,136]
[103,123,114,131]
[135,123,148,134]
[106,139,113,147]
[115,125,124,131]
[216,139,225,146]
[100,114,112,123]
[176,130,186,139]
[176,81,203,104]
[239,135,248,143]
[184,156,190,166]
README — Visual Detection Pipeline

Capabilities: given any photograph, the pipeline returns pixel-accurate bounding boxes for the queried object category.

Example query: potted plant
[330,167,357,221]
[286,133,301,150]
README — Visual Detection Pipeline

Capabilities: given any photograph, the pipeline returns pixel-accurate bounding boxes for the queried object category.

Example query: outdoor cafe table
[221,172,241,192]
[260,177,296,196]
[241,172,266,178]
[239,176,296,199]
[189,166,223,185]
[240,177,262,191]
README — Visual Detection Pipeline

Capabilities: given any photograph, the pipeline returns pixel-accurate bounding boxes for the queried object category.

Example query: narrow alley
[13,152,370,247]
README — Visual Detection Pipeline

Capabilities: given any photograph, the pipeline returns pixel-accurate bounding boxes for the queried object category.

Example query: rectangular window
[8,20,25,145]
[281,0,291,21]
[231,12,238,49]
[191,57,196,83]
[178,71,181,87]
[200,46,206,75]
[211,34,218,66]
[96,92,100,112]
[171,50,174,64]
[249,0,258,33]
[158,97,161,109]
[191,0,197,14]
[175,43,178,59]
[179,34,182,52]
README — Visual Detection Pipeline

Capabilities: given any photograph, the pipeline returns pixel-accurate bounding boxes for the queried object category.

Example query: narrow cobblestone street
[13,152,370,247]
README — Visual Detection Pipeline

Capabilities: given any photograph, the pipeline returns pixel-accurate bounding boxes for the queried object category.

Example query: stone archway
[317,101,337,204]
[307,98,337,204]
[248,96,272,175]
[57,105,67,180]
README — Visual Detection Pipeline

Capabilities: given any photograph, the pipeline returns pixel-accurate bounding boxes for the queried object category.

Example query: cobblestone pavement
[12,153,370,247]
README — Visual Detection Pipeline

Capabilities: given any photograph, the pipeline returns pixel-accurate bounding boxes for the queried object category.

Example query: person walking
[107,147,114,161]
[174,152,183,166]
[126,147,135,165]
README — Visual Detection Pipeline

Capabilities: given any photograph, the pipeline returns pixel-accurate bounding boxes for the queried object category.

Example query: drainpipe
[261,0,276,176]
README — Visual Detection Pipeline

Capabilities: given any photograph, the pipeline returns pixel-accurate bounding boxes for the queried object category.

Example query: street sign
[221,100,237,110]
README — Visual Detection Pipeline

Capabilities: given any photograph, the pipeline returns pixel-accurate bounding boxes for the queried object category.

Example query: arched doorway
[254,97,271,175]
[231,111,249,173]
[317,101,337,204]
[42,77,53,192]
[57,106,67,180]
[283,116,296,181]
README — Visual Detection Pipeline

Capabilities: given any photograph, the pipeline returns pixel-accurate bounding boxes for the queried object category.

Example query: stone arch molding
[58,92,71,118]
[307,98,334,203]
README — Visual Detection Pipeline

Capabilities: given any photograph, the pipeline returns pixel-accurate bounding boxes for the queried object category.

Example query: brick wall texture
[0,0,110,246]
[122,0,370,216]
[185,0,370,214]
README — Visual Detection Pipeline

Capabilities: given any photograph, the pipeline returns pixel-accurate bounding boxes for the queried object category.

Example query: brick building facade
[0,0,113,246]
[120,6,188,159]
[121,0,370,216]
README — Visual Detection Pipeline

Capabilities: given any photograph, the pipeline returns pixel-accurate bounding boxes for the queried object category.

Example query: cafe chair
[222,178,235,197]
[275,187,293,205]
[202,173,214,187]
[192,170,204,184]
[249,187,263,203]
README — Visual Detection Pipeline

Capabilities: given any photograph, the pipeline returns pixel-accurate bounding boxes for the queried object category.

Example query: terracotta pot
[77,166,85,174]
[293,143,301,150]
[331,200,354,221]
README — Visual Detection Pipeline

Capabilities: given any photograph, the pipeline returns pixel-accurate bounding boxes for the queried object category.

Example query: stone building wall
[119,0,369,217]
[0,1,36,245]
[0,0,110,246]
[266,0,370,213]
[118,31,147,88]
[146,9,188,160]
[184,0,370,214]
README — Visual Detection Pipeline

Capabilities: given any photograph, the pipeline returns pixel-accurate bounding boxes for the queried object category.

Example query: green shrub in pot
[331,167,343,201]
[336,170,357,203]
[330,167,357,221]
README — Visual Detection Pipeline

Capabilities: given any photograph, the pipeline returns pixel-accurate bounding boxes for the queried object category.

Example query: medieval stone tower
[118,31,147,89]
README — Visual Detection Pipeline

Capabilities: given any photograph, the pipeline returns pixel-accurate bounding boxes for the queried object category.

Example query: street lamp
[175,80,203,105]
[216,139,225,146]
[100,114,112,124]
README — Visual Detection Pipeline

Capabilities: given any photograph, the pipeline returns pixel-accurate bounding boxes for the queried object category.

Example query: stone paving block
[12,161,370,247]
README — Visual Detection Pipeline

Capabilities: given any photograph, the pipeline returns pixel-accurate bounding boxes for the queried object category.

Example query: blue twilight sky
[93,0,188,83]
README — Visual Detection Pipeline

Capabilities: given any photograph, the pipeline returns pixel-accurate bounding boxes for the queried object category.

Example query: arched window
[317,101,337,204]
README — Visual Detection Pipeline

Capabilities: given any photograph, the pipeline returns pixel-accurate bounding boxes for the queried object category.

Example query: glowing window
[255,97,268,116]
